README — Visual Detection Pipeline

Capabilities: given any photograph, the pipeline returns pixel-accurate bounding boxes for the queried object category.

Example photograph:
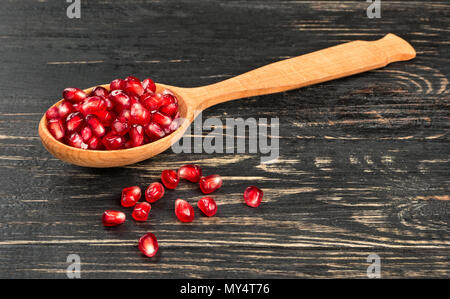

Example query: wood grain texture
[0,0,448,278]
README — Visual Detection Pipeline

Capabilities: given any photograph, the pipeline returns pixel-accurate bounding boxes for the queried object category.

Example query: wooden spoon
[39,33,415,168]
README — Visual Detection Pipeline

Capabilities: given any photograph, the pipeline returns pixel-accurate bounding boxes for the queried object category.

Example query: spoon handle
[188,33,415,111]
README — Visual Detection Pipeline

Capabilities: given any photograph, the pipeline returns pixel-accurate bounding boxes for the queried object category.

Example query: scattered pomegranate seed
[102,210,126,227]
[121,186,141,207]
[199,175,223,194]
[65,112,84,133]
[102,131,125,150]
[175,199,195,223]
[243,186,263,208]
[161,169,179,189]
[130,102,151,125]
[67,132,88,149]
[178,164,202,183]
[142,78,156,93]
[144,122,166,141]
[138,233,159,258]
[132,202,151,222]
[47,118,65,140]
[130,125,144,147]
[197,197,217,217]
[145,182,165,203]
[110,78,125,91]
[63,87,87,103]
[86,114,106,137]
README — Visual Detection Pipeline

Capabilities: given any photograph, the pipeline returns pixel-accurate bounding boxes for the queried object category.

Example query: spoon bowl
[39,34,416,167]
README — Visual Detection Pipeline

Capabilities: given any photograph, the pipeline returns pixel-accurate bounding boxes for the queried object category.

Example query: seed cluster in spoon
[46,76,181,150]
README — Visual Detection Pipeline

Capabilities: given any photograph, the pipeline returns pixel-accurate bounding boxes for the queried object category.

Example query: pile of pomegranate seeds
[101,164,263,258]
[45,76,181,150]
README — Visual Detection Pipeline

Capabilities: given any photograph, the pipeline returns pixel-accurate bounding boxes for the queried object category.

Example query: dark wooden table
[0,1,448,279]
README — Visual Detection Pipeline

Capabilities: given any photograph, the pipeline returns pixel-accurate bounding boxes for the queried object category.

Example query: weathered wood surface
[0,0,448,278]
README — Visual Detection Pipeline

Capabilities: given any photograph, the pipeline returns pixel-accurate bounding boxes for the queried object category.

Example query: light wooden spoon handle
[188,33,415,111]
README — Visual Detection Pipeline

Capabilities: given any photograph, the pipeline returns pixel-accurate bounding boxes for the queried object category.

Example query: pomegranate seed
[124,139,133,149]
[63,87,87,103]
[243,186,263,208]
[102,131,125,150]
[110,78,125,91]
[199,175,223,194]
[140,93,162,112]
[130,102,151,125]
[165,117,183,134]
[125,76,140,83]
[65,112,84,133]
[58,101,74,119]
[124,80,144,97]
[95,110,116,126]
[144,122,166,141]
[102,210,126,227]
[109,90,131,110]
[142,78,156,93]
[80,96,107,116]
[121,186,141,207]
[80,125,93,142]
[178,164,202,183]
[175,199,194,223]
[130,125,144,147]
[111,118,130,136]
[145,182,165,203]
[159,102,178,118]
[90,86,109,98]
[67,132,88,149]
[85,115,106,137]
[197,197,217,217]
[103,97,114,110]
[47,119,65,140]
[132,202,151,222]
[161,169,179,189]
[152,111,172,128]
[161,93,177,106]
[138,233,159,258]
[87,136,103,150]
[46,106,60,120]
[118,109,131,123]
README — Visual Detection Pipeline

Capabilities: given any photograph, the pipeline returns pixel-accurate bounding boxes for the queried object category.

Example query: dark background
[0,1,448,278]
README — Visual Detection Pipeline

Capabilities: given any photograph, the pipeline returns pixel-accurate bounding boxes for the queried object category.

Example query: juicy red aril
[63,87,87,103]
[130,125,144,147]
[110,78,125,91]
[142,78,156,93]
[132,202,151,222]
[197,197,217,217]
[121,186,141,207]
[159,102,178,118]
[161,169,179,189]
[47,119,65,140]
[111,118,130,135]
[125,76,140,83]
[243,186,263,208]
[95,110,115,126]
[130,102,151,125]
[152,111,172,128]
[65,112,84,133]
[199,175,223,194]
[102,131,125,150]
[90,86,109,98]
[178,164,202,183]
[138,233,159,258]
[175,199,195,223]
[118,109,131,123]
[103,97,114,110]
[124,80,144,97]
[57,101,74,119]
[67,132,88,149]
[80,125,93,142]
[85,114,106,137]
[46,106,60,120]
[109,90,131,110]
[80,96,107,116]
[145,182,165,203]
[102,210,126,227]
[140,93,162,111]
[144,122,165,141]
[160,93,177,106]
[87,136,103,150]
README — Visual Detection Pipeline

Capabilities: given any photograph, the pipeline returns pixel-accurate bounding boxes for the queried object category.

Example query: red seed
[102,131,125,150]
[109,90,131,110]
[130,125,144,147]
[243,186,263,208]
[111,118,130,136]
[90,86,109,98]
[152,111,172,128]
[103,97,114,110]
[121,186,141,207]
[159,102,178,118]
[161,169,179,189]
[132,202,151,222]
[47,118,65,140]
[118,109,131,123]
[142,78,156,93]
[160,93,177,106]
[178,164,202,183]
[85,115,106,137]
[80,125,93,142]
[67,132,88,149]
[138,233,159,258]
[63,87,87,103]
[124,80,144,97]
[140,93,162,112]
[125,76,140,83]
[57,101,74,119]
[65,112,84,133]
[110,78,125,91]
[87,136,103,150]
[199,175,223,194]
[80,96,107,116]
[197,197,217,217]
[46,106,60,120]
[175,199,194,223]
[95,110,116,126]
[102,210,126,227]
[145,182,165,203]
[144,122,166,141]
[130,102,151,125]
